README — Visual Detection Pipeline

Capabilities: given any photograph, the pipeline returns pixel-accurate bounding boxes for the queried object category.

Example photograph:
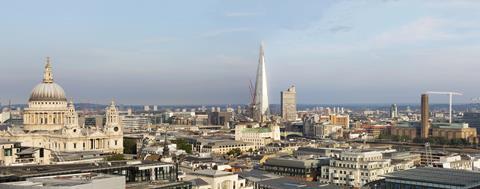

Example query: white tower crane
[426,91,463,123]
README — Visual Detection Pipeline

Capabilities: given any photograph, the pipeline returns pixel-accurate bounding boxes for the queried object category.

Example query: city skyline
[1,0,480,105]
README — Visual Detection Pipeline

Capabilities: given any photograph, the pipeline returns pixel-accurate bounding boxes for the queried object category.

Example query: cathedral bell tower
[105,100,122,135]
[65,100,79,128]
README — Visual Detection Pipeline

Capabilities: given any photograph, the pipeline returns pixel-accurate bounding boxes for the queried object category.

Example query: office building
[263,157,329,181]
[235,123,280,149]
[390,104,398,119]
[281,85,297,122]
[319,150,395,188]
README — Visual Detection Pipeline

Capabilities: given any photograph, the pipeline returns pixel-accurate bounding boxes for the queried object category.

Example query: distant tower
[254,43,270,122]
[144,105,150,112]
[421,94,430,138]
[390,104,398,119]
[281,85,297,121]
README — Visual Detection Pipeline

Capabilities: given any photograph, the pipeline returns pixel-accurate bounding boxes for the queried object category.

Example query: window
[115,140,118,146]
[74,143,77,149]
[4,149,12,156]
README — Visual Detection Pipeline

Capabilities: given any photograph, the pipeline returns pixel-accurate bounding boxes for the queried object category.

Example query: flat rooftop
[257,177,339,189]
[0,173,123,187]
[0,160,172,179]
[384,167,480,187]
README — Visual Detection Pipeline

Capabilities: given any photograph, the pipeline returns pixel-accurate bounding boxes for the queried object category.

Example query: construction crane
[426,91,463,123]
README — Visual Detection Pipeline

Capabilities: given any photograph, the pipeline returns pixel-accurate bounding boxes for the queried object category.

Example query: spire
[254,42,270,122]
[162,131,170,156]
[259,42,265,58]
[43,57,54,83]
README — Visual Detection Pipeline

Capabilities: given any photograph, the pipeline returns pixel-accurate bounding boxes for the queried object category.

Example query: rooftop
[384,167,480,187]
[191,169,233,178]
[396,122,471,129]
[126,181,192,189]
[189,178,209,186]
[238,169,281,182]
[0,173,123,187]
[257,177,340,189]
[0,140,19,145]
[264,157,329,169]
[241,127,272,133]
[0,161,172,179]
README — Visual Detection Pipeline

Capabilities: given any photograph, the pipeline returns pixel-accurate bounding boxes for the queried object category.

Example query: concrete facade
[281,85,297,122]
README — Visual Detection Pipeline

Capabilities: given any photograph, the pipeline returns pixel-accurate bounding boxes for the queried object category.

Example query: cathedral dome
[28,57,67,102]
[29,82,67,102]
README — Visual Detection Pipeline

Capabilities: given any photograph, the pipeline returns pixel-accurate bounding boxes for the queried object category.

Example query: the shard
[254,43,270,122]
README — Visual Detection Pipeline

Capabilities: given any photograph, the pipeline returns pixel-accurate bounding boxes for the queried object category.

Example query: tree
[227,148,242,157]
[123,138,137,154]
[105,154,125,161]
[173,139,192,154]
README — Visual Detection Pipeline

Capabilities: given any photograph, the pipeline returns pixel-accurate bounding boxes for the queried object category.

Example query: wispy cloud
[203,28,253,37]
[225,12,259,17]
[372,17,452,46]
[329,25,352,33]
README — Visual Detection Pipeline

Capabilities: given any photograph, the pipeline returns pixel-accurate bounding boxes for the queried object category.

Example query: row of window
[31,101,65,105]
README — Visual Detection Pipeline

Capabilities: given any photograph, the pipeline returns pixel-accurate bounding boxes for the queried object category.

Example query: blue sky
[1,0,480,105]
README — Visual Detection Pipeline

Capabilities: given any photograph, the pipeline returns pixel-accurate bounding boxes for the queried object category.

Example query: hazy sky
[1,0,480,105]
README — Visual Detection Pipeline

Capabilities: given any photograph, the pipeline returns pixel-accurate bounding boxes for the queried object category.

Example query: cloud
[225,12,259,17]
[329,25,352,33]
[203,28,253,37]
[372,17,452,46]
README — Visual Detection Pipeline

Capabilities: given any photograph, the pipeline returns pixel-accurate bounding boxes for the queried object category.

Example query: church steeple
[43,57,54,83]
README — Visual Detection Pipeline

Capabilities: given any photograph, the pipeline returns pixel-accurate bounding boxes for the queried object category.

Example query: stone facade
[0,59,123,155]
[320,151,395,188]
[235,123,280,149]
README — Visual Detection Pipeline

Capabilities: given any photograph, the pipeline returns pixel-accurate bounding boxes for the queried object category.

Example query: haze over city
[3,1,480,189]
[1,0,480,105]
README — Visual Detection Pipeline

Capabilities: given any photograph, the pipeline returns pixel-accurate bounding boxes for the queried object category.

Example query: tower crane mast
[425,91,462,123]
